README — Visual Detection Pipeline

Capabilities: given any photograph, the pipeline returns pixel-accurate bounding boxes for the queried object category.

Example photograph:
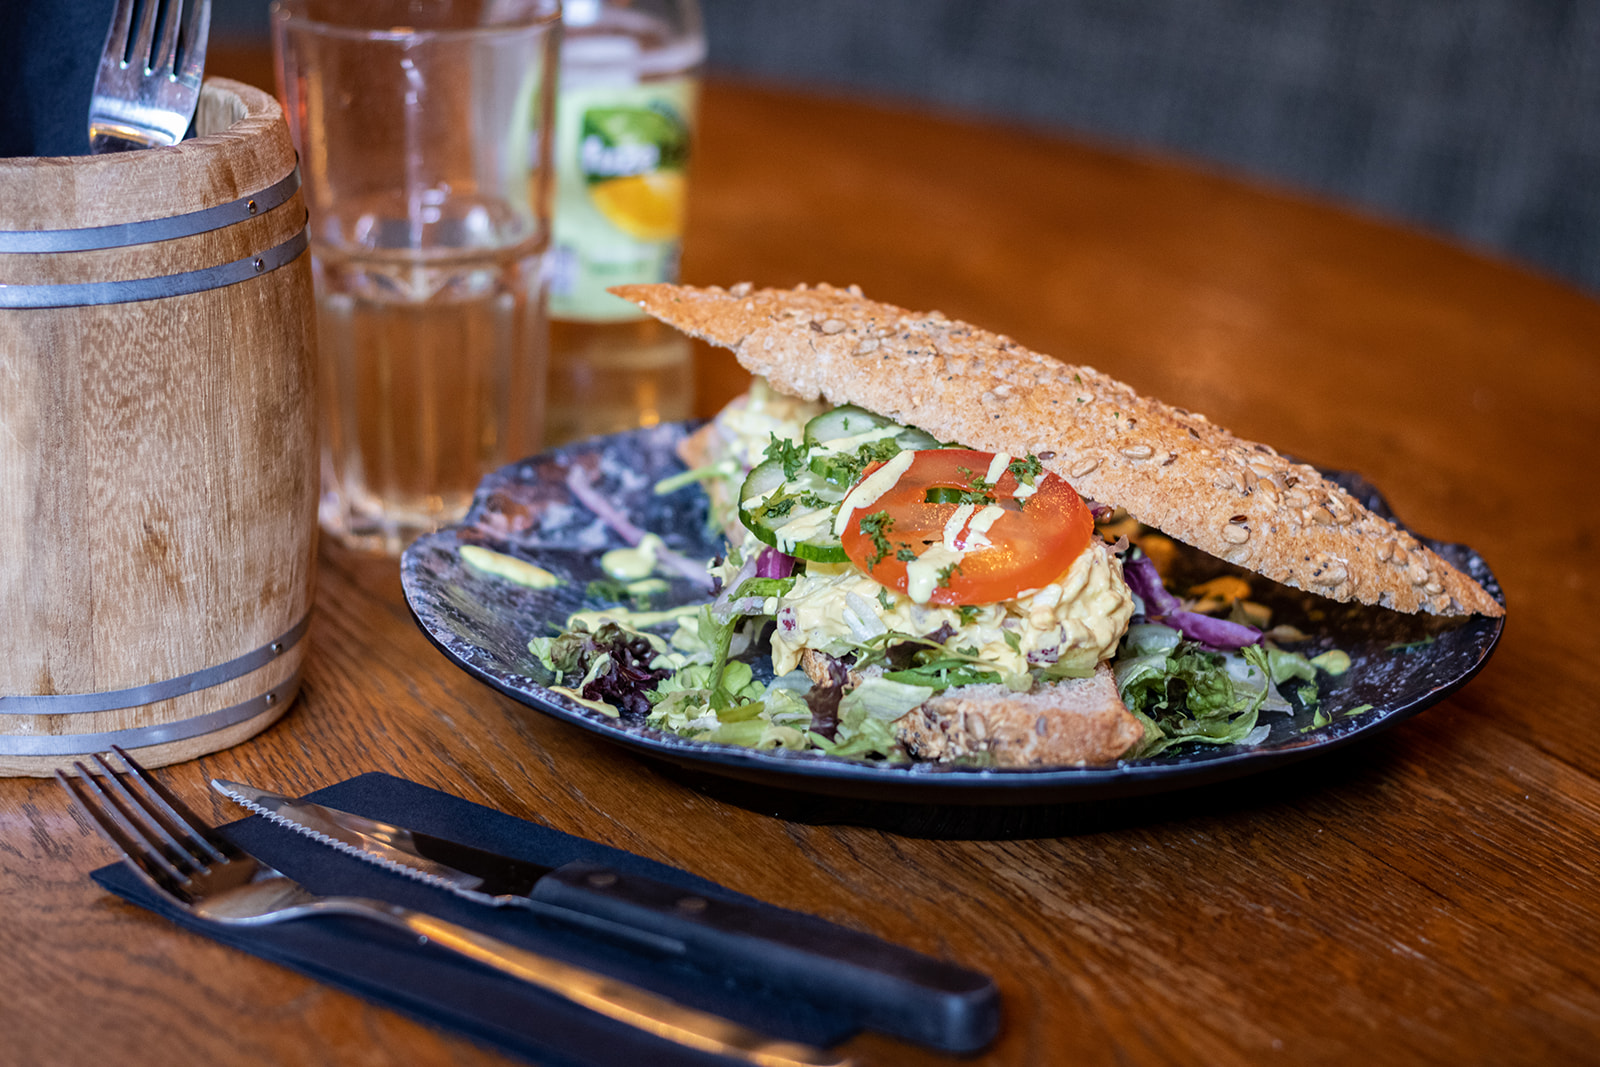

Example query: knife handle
[532,862,1000,1053]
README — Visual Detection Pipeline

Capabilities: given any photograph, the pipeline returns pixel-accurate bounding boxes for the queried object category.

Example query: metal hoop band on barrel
[0,168,302,253]
[0,613,310,716]
[0,226,309,309]
[0,675,302,756]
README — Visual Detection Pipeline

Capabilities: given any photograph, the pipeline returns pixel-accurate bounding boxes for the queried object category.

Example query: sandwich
[528,282,1502,768]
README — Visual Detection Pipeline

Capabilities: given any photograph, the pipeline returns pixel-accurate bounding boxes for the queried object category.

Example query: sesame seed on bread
[611,281,1503,618]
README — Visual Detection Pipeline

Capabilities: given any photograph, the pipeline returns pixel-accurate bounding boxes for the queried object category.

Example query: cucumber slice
[737,458,850,562]
[803,405,892,449]
[803,406,940,453]
[803,406,941,486]
[808,453,865,486]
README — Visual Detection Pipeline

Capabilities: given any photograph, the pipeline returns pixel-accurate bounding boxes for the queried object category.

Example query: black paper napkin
[91,773,859,1067]
[1,0,118,157]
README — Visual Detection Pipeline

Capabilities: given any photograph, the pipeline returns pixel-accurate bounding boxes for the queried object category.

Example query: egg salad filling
[766,543,1132,681]
[523,382,1346,763]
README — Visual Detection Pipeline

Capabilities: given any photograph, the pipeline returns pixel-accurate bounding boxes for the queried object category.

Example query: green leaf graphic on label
[580,106,690,181]
[581,105,691,243]
[549,77,698,320]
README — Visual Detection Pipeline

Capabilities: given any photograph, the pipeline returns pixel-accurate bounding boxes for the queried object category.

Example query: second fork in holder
[88,0,211,151]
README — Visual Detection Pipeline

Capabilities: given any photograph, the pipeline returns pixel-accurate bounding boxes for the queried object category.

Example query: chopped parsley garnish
[876,587,894,611]
[1007,454,1043,486]
[764,433,808,479]
[927,486,997,505]
[828,438,905,486]
[896,544,918,562]
[952,465,997,504]
[936,561,963,587]
[762,496,796,519]
[957,605,980,625]
[859,510,896,567]
[861,438,901,463]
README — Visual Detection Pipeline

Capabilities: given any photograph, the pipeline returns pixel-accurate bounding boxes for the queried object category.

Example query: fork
[89,0,212,152]
[57,748,845,1067]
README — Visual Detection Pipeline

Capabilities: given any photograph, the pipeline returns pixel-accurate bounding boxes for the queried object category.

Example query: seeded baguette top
[612,281,1503,618]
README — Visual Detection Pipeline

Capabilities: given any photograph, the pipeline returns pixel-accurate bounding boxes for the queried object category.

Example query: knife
[212,779,999,1053]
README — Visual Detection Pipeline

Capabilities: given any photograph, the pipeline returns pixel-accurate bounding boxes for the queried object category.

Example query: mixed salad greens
[516,387,1350,765]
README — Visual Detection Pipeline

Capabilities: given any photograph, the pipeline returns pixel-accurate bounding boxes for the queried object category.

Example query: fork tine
[129,0,161,73]
[88,751,212,872]
[100,0,137,66]
[152,0,184,73]
[176,0,211,83]
[109,745,235,863]
[55,762,190,895]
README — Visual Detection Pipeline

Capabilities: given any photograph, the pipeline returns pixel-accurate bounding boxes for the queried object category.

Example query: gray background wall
[214,0,1600,295]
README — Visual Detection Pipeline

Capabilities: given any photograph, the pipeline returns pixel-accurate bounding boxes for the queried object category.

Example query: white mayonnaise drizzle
[833,450,916,536]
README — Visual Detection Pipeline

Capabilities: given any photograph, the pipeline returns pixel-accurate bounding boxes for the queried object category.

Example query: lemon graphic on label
[589,171,686,242]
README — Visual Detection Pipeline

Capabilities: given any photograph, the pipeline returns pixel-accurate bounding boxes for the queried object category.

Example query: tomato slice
[839,449,1093,606]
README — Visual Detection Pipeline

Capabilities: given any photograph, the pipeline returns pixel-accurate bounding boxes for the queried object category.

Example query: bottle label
[548,77,697,322]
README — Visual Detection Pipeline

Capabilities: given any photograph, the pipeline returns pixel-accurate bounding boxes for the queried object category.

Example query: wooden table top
[9,61,1600,1066]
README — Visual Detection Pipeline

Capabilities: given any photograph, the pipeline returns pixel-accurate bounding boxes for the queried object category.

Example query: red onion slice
[565,465,715,592]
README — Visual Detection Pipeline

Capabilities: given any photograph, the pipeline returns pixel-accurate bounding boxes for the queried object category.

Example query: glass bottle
[545,0,706,444]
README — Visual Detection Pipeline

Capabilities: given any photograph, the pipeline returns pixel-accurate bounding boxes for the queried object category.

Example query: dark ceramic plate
[400,423,1504,806]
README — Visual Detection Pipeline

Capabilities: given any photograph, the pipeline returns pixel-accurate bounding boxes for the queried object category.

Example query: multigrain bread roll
[897,665,1143,767]
[799,650,1142,768]
[613,281,1503,619]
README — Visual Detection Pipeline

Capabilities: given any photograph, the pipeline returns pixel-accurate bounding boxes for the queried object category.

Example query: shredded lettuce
[883,659,1003,690]
[807,677,928,760]
[1113,621,1343,757]
[646,657,813,750]
[1310,649,1352,675]
[1115,623,1271,757]
[653,458,739,496]
[733,576,795,600]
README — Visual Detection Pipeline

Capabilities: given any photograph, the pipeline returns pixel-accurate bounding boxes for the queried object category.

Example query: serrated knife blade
[212,779,999,1053]
[214,779,577,905]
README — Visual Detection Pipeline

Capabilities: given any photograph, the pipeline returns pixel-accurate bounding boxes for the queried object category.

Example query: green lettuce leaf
[1114,624,1275,758]
[807,677,929,760]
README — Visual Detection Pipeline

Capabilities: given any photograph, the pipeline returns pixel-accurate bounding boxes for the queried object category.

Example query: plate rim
[399,423,1506,804]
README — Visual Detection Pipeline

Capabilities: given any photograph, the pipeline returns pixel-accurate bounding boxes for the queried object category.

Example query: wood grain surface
[0,79,317,774]
[5,56,1597,1066]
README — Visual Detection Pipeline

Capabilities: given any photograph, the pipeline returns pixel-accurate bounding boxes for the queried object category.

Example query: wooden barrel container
[0,79,317,775]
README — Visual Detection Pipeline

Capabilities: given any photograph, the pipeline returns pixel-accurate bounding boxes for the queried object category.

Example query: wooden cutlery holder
[0,78,317,775]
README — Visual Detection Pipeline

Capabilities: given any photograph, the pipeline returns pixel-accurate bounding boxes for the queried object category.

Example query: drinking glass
[272,0,560,554]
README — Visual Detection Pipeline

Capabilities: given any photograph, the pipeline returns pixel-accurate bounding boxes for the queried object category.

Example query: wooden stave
[0,79,318,774]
